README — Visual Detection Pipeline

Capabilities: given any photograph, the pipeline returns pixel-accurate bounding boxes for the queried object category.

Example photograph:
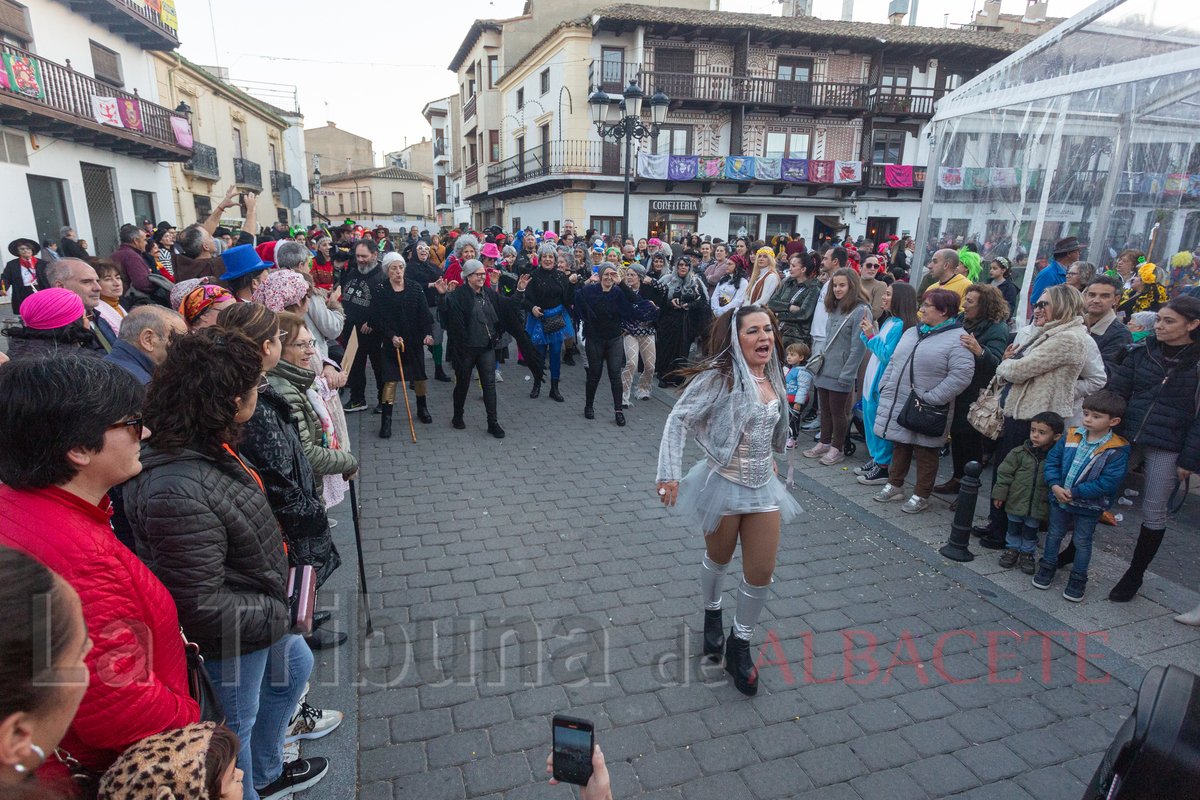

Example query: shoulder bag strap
[817,312,854,357]
[882,338,922,437]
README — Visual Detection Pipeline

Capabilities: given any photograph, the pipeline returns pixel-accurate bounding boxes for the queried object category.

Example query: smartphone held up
[552,715,594,787]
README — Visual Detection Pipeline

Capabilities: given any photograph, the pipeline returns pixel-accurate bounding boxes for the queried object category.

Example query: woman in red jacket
[0,354,200,781]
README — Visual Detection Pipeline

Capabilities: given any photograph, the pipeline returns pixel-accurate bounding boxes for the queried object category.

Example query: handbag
[540,308,567,336]
[967,375,1006,440]
[808,312,854,376]
[287,565,317,635]
[183,631,225,724]
[896,341,951,438]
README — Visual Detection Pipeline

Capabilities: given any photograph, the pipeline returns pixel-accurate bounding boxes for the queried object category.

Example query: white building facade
[0,0,190,258]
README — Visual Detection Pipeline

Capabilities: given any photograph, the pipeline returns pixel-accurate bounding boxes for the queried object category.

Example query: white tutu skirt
[674,460,804,535]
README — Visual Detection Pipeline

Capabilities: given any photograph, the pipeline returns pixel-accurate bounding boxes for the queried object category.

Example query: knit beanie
[251,269,309,312]
[98,723,217,800]
[19,287,85,330]
[460,259,485,277]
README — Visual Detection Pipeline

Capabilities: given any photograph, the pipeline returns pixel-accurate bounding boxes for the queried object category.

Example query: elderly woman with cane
[372,252,436,437]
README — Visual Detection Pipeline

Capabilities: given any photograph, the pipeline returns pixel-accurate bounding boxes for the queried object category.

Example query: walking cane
[347,479,373,635]
[394,341,417,443]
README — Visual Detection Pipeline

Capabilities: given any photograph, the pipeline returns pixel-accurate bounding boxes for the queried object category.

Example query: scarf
[18,257,37,287]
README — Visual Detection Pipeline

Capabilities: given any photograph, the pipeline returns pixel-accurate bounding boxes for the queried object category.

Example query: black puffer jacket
[125,445,290,661]
[521,266,574,313]
[240,384,340,587]
[1105,337,1200,471]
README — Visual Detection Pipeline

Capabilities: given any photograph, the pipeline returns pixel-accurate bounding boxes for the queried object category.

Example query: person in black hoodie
[520,243,579,402]
[406,240,452,382]
[444,260,541,438]
[575,262,647,426]
[1104,295,1200,604]
[340,240,385,412]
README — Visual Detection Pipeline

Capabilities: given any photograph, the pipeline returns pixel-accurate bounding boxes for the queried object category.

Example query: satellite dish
[281,186,303,209]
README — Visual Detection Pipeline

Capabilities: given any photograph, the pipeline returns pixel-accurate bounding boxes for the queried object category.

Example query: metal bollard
[939,460,981,562]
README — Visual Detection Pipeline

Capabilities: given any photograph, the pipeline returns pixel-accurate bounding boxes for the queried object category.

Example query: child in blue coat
[1033,390,1131,602]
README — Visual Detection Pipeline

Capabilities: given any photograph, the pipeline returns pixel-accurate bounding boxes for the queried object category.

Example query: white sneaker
[874,484,905,503]
[786,436,797,450]
[285,703,343,744]
[819,450,845,466]
[803,443,831,459]
[901,495,929,514]
[495,369,503,382]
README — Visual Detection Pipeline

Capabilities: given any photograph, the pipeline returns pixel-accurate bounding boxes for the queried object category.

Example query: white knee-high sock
[733,578,771,641]
[699,554,730,611]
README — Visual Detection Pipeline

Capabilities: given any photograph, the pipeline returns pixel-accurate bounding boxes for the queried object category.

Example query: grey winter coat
[813,301,870,393]
[874,321,977,447]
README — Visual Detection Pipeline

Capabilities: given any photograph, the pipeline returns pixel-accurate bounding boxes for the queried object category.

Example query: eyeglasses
[287,340,317,351]
[1033,301,1050,310]
[108,417,144,438]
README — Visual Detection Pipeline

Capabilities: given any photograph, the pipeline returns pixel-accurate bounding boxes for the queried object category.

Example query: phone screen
[552,716,594,787]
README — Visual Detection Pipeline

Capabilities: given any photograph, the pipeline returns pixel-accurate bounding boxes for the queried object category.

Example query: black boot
[979,528,1008,550]
[529,378,542,399]
[488,421,506,439]
[548,380,564,402]
[378,403,393,438]
[1109,525,1165,602]
[1056,540,1076,569]
[416,395,432,424]
[724,628,758,696]
[584,406,595,420]
[562,349,576,366]
[703,609,724,661]
[452,411,466,430]
[615,411,626,426]
[434,364,452,383]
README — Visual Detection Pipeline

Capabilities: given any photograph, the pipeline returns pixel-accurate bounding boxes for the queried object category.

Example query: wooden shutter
[0,1,31,44]
[90,41,122,87]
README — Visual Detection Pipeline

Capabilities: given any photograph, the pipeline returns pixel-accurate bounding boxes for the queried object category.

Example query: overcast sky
[175,0,1095,165]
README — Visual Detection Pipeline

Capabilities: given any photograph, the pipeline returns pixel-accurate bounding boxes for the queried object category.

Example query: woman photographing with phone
[656,305,802,696]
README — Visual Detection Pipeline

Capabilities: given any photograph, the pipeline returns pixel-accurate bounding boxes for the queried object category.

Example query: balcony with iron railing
[463,93,477,122]
[869,86,948,118]
[74,0,179,49]
[434,138,446,158]
[183,142,219,179]
[234,157,262,190]
[270,169,292,194]
[465,162,478,187]
[0,42,191,161]
[487,141,621,190]
[435,188,449,207]
[867,164,927,189]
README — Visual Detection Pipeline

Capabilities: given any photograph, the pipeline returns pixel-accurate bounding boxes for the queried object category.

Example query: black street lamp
[590,79,669,244]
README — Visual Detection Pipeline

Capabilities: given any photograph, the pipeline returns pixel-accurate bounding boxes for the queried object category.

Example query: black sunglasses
[108,416,144,438]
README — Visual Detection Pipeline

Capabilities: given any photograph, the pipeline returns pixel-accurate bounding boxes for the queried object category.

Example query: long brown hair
[672,304,784,387]
[824,267,864,315]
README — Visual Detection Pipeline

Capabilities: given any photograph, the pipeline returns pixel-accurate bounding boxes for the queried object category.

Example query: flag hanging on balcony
[637,153,669,180]
[781,159,809,182]
[884,165,913,188]
[938,167,963,190]
[1188,175,1200,198]
[964,168,989,190]
[725,157,755,181]
[3,53,45,100]
[118,98,143,131]
[668,156,698,181]
[697,157,724,178]
[834,161,861,184]
[989,168,1018,188]
[808,160,835,183]
[756,158,781,181]
[170,116,193,148]
[160,0,178,28]
[92,96,124,128]
[1166,174,1188,195]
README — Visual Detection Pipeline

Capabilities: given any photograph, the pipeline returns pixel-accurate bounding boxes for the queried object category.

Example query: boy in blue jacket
[1033,390,1131,601]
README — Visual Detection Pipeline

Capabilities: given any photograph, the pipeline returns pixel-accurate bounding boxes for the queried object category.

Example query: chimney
[887,0,907,24]
[841,0,853,21]
[327,121,337,127]
[1024,0,1048,22]
[976,0,1002,27]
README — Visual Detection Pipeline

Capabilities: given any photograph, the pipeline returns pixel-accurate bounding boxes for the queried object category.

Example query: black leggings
[585,335,626,411]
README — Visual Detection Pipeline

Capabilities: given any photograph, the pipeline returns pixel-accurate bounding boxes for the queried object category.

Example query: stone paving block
[510,684,568,719]
[894,686,959,722]
[904,754,983,796]
[849,767,928,800]
[426,729,491,769]
[633,748,703,791]
[744,721,813,761]
[848,731,920,771]
[604,692,666,725]
[845,698,912,734]
[946,707,1018,744]
[359,717,390,750]
[360,687,419,719]
[958,780,1037,800]
[647,711,712,748]
[679,772,754,800]
[955,740,1029,783]
[390,708,453,743]
[1003,727,1080,769]
[689,733,760,772]
[490,716,552,755]
[795,743,867,787]
[358,781,392,800]
[451,696,513,730]
[738,757,813,800]
[359,742,425,782]
[462,752,532,796]
[700,702,763,736]
[898,717,971,757]
[390,768,466,800]
[658,683,719,715]
[803,710,864,747]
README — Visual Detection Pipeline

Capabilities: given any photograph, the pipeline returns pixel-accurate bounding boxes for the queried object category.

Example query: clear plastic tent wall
[914,0,1200,319]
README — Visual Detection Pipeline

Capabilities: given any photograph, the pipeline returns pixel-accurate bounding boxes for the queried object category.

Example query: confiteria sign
[650,199,699,213]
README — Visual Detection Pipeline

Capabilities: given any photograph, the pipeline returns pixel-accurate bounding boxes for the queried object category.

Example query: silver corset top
[709,399,780,488]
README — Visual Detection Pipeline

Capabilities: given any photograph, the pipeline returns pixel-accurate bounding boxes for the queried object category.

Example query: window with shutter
[392,192,405,214]
[0,1,31,46]
[90,41,122,87]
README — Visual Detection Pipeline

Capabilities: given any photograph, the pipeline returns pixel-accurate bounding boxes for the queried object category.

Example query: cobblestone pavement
[338,359,1168,800]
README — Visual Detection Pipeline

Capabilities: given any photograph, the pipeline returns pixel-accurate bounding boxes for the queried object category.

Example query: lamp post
[590,79,668,244]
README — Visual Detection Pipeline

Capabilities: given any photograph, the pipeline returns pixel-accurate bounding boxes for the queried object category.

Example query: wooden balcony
[465,163,478,187]
[68,0,179,50]
[869,87,947,118]
[0,42,191,161]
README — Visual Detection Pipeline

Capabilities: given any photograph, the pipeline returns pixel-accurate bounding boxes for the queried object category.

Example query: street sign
[280,186,303,209]
[313,189,335,196]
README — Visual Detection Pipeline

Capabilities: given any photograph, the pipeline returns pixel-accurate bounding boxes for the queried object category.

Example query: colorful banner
[1188,175,1200,198]
[808,160,835,183]
[637,153,668,180]
[938,167,963,190]
[884,164,913,188]
[1166,173,1188,195]
[964,168,990,190]
[756,158,781,181]
[668,155,697,181]
[117,97,143,131]
[834,161,861,184]
[170,115,193,148]
[725,156,755,180]
[160,0,177,28]
[989,167,1018,188]
[92,96,124,127]
[3,53,45,100]
[781,158,809,181]
[697,156,724,178]
[1143,173,1165,194]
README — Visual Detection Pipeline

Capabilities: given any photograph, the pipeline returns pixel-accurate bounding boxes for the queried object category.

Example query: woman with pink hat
[2,287,95,359]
